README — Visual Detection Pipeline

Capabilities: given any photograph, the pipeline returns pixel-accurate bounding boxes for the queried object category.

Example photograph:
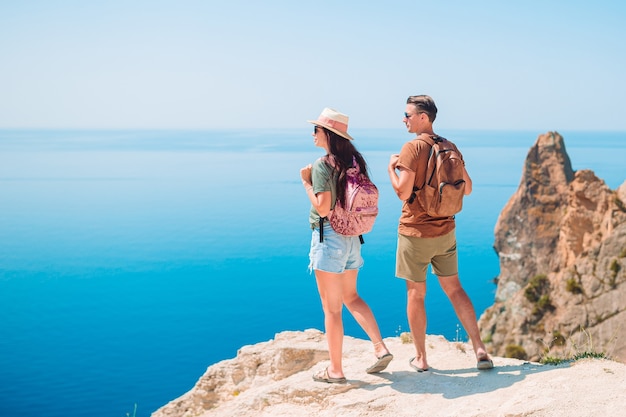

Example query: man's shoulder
[400,138,433,156]
[402,138,429,148]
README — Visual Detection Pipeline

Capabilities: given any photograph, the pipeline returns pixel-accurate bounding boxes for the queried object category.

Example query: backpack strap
[408,134,438,203]
[423,134,445,187]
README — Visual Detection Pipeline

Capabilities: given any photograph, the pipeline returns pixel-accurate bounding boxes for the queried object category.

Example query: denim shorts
[308,223,364,273]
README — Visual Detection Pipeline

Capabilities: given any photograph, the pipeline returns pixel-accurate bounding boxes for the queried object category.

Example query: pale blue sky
[1,0,625,130]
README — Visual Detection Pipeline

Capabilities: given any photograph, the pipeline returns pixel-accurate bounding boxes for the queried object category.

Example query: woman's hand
[300,164,312,185]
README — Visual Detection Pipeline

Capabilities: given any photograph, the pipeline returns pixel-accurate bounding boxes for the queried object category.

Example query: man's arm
[463,165,473,196]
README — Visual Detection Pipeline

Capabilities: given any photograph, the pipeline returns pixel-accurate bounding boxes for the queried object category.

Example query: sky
[1,0,625,131]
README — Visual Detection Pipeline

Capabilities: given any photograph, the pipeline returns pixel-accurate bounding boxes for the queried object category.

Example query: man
[387,95,493,371]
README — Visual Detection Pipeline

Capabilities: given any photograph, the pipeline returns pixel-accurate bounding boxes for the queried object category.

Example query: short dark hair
[407,95,437,122]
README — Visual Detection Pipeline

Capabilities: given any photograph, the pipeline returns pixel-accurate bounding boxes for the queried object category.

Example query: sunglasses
[314,125,324,134]
[404,112,425,119]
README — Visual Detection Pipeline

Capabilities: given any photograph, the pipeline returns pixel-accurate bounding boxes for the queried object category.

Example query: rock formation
[478,131,626,362]
[152,329,626,417]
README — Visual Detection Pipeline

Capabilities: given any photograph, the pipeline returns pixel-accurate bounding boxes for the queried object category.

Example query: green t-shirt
[308,157,337,228]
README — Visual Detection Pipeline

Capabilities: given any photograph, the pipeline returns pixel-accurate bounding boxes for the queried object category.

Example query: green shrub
[566,277,584,294]
[609,259,620,288]
[524,274,549,303]
[573,351,606,360]
[552,331,566,346]
[541,356,566,365]
[531,295,554,317]
[539,326,609,365]
[524,274,555,318]
[505,344,527,360]
[538,295,551,309]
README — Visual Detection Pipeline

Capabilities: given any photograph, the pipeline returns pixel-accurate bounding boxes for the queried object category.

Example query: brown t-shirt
[395,138,459,238]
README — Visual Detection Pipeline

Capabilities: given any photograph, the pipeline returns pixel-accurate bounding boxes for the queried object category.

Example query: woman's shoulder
[313,155,335,169]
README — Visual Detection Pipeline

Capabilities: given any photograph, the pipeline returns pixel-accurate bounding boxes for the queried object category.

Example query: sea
[0,128,624,417]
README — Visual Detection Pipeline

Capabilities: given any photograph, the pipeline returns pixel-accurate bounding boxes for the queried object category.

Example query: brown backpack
[408,134,466,218]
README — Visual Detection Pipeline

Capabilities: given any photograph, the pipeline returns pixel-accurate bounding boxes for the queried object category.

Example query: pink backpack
[328,158,379,242]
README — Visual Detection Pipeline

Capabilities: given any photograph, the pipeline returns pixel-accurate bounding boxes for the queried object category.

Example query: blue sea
[0,129,624,417]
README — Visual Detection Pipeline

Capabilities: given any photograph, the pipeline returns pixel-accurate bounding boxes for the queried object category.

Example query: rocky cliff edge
[152,329,626,417]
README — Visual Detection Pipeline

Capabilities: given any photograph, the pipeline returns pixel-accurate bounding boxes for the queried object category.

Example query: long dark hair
[322,128,370,208]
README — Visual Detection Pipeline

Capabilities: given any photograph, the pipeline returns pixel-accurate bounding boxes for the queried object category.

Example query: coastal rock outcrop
[478,131,626,362]
[153,330,329,416]
[152,329,626,417]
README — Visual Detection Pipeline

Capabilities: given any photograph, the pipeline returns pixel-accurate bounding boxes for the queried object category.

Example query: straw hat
[308,108,354,140]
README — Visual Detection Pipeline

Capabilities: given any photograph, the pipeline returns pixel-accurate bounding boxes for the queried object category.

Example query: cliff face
[479,131,626,362]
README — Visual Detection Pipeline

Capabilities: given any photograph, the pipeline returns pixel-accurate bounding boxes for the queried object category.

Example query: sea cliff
[478,131,626,362]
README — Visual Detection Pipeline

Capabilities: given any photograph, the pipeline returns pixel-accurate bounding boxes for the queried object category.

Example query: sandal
[477,357,494,370]
[312,367,347,384]
[366,353,394,374]
[409,357,429,372]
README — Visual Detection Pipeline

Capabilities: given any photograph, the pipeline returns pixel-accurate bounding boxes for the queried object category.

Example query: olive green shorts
[395,230,458,282]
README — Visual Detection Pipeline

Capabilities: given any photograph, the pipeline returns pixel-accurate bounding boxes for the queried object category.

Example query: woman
[300,108,393,383]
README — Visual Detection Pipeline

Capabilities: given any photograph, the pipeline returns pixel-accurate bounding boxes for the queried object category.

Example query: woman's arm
[306,190,332,217]
[301,164,333,217]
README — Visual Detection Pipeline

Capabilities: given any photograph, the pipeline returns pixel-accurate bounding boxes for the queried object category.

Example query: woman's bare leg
[315,269,346,378]
[341,269,390,358]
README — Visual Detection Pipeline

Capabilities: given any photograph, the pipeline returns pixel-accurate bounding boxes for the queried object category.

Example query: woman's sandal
[366,353,394,374]
[312,367,347,384]
[477,357,494,370]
